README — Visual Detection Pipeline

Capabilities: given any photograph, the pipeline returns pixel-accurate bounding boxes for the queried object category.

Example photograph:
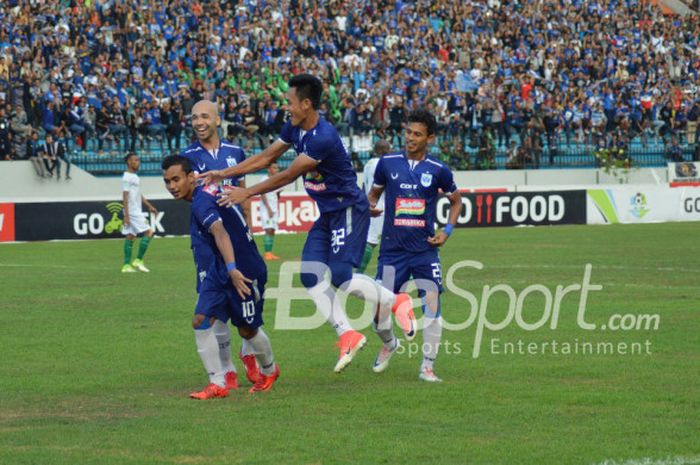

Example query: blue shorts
[376,248,443,295]
[302,204,369,268]
[194,275,266,329]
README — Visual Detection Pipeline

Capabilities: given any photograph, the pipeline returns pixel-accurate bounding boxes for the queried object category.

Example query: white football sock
[372,320,397,350]
[307,283,352,336]
[194,328,225,387]
[342,274,396,317]
[247,329,276,375]
[212,319,236,374]
[240,338,254,357]
[421,316,443,372]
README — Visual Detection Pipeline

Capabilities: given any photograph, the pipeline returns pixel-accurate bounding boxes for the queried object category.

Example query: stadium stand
[0,0,698,175]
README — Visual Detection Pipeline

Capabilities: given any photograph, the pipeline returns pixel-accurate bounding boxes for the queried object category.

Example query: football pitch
[1,223,698,465]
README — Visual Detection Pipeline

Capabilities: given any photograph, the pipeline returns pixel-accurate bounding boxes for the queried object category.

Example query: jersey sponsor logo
[394,217,426,227]
[304,181,327,192]
[203,183,219,196]
[395,198,426,216]
[421,172,433,187]
[400,183,418,190]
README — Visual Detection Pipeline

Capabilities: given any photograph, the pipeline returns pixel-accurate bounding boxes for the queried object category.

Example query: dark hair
[288,74,323,109]
[161,155,192,173]
[407,108,437,136]
[124,152,137,163]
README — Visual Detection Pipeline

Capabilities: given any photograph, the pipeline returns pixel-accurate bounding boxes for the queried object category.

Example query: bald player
[180,99,260,389]
[357,139,392,273]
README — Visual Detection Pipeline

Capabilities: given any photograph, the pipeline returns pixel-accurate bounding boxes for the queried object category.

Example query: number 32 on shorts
[331,228,346,254]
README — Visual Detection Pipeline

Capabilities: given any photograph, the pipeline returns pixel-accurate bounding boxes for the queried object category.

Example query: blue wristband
[444,224,454,236]
[226,262,237,272]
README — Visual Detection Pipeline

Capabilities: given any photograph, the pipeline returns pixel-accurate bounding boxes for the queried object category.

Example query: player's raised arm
[218,153,318,206]
[208,220,253,299]
[197,139,291,185]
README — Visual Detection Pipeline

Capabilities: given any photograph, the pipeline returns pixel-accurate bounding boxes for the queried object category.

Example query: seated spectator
[40,133,71,180]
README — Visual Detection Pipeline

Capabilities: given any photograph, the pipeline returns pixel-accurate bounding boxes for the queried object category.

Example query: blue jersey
[182,139,246,188]
[183,139,247,290]
[279,117,366,213]
[190,184,266,292]
[373,152,457,254]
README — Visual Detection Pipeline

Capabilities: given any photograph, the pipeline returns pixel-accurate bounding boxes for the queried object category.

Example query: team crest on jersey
[421,172,433,187]
[226,157,237,168]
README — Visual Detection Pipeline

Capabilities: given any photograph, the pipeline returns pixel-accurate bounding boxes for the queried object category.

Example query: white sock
[240,338,253,357]
[372,320,397,350]
[247,329,276,375]
[194,328,225,387]
[212,320,236,374]
[421,316,443,372]
[307,283,352,336]
[342,274,396,318]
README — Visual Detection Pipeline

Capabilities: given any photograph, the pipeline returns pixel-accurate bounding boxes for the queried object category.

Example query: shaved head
[191,100,221,145]
[192,99,218,117]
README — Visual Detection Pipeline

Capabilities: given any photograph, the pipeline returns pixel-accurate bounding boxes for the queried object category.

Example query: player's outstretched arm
[367,185,385,217]
[218,154,318,207]
[209,220,253,299]
[197,139,291,184]
[428,190,462,247]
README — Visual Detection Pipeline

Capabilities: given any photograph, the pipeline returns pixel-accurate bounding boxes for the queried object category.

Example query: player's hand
[230,269,253,299]
[123,217,130,227]
[196,169,225,185]
[369,204,383,217]
[217,186,250,206]
[148,205,158,214]
[427,231,448,247]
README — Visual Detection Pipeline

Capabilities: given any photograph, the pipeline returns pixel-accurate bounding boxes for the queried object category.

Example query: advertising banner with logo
[435,191,587,227]
[13,199,190,241]
[668,162,700,187]
[249,194,320,233]
[0,203,15,242]
[587,186,700,224]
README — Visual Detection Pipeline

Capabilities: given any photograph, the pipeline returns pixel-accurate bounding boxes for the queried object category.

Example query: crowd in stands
[0,0,699,172]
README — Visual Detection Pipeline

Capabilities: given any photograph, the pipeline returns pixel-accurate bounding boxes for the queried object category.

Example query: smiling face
[190,100,220,143]
[163,164,195,201]
[285,87,312,127]
[404,122,434,158]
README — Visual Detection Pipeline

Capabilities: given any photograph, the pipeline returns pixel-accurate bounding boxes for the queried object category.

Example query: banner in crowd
[668,162,700,187]
[435,191,587,227]
[587,186,700,224]
[9,199,191,241]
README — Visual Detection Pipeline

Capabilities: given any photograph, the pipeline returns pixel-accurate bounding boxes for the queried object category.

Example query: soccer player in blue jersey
[181,99,260,387]
[367,109,463,382]
[198,74,416,373]
[163,155,279,399]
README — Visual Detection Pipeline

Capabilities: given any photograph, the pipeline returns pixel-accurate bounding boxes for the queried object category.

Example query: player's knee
[192,314,213,329]
[238,326,258,340]
[329,262,353,288]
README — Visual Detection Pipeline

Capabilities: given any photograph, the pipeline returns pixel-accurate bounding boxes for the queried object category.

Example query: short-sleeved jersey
[373,152,457,254]
[122,171,142,216]
[362,157,384,210]
[183,139,247,289]
[190,185,266,291]
[278,117,366,213]
[182,139,246,188]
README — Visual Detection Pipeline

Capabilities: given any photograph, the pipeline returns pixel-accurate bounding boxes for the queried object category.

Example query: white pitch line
[590,456,700,465]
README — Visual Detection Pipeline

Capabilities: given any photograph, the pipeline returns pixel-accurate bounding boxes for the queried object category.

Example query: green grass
[1,223,699,465]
